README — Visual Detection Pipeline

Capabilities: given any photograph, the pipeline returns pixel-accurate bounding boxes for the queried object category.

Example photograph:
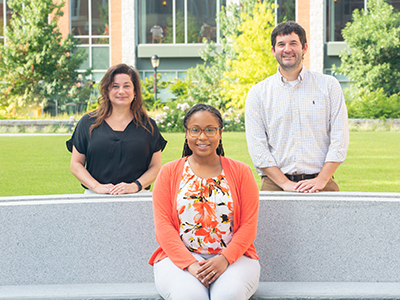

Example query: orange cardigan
[149,156,259,270]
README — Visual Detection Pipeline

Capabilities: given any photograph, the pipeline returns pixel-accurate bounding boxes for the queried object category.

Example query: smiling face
[108,73,135,109]
[185,110,222,159]
[272,32,308,74]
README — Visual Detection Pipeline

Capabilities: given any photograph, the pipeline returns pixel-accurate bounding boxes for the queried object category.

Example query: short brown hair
[271,21,307,51]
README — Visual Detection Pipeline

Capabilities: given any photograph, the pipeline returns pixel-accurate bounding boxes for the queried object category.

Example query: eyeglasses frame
[186,126,221,138]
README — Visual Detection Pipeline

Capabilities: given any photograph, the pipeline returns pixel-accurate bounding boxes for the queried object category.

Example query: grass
[0,132,399,197]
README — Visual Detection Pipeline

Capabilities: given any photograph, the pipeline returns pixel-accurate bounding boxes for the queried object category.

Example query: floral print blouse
[177,160,234,254]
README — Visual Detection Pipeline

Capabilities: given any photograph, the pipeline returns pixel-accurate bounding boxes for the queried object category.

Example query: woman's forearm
[135,150,162,188]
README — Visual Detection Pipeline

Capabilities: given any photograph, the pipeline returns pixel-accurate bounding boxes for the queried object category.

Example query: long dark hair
[182,104,225,157]
[89,63,153,135]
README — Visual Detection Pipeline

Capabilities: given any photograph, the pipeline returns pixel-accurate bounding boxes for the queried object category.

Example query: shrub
[152,99,245,133]
[153,100,194,133]
[222,109,245,132]
[347,89,400,119]
[335,1,400,97]
[9,126,21,133]
[141,75,170,110]
[25,126,39,133]
[41,125,55,133]
[55,125,70,134]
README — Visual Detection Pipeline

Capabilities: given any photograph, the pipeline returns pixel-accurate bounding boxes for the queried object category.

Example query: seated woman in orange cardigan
[149,104,260,300]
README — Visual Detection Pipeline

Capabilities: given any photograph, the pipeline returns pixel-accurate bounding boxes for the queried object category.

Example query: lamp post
[151,55,160,106]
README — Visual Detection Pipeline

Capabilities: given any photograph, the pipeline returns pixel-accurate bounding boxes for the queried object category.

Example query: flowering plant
[153,98,195,132]
[222,109,245,132]
[153,99,245,133]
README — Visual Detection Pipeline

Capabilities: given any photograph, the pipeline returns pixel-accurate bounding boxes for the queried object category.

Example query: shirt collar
[276,65,306,85]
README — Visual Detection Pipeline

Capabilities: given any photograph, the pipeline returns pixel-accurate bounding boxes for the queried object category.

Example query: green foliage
[187,0,275,109]
[153,100,193,133]
[187,43,229,109]
[335,0,400,96]
[222,109,245,132]
[67,80,95,113]
[222,1,276,108]
[85,82,101,112]
[347,89,400,119]
[141,74,170,110]
[152,96,245,133]
[168,78,190,101]
[277,0,296,23]
[0,0,89,110]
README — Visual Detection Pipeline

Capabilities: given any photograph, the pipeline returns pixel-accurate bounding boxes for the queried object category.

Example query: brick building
[1,0,399,89]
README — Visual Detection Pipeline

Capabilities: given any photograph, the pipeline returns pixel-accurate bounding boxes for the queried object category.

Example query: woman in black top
[67,64,167,195]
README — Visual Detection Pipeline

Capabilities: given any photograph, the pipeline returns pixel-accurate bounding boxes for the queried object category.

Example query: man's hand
[294,177,328,193]
[280,180,299,192]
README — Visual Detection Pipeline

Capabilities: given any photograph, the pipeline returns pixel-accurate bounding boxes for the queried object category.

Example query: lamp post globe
[151,55,160,69]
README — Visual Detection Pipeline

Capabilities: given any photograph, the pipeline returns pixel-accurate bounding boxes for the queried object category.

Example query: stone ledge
[1,282,399,300]
[1,192,400,299]
[0,120,76,132]
[0,120,75,126]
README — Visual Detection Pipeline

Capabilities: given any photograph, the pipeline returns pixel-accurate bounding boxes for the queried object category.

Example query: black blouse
[66,112,167,189]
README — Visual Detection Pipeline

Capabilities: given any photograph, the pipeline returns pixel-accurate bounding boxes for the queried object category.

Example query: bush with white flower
[153,99,245,133]
[153,99,194,132]
[222,109,245,132]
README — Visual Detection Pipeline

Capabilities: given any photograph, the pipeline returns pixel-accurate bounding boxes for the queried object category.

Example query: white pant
[154,253,260,300]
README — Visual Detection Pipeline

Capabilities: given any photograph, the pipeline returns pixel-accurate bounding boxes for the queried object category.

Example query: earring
[217,139,224,156]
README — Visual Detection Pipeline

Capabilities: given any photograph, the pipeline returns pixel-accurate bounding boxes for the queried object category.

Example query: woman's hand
[187,262,209,288]
[92,183,115,194]
[109,182,139,195]
[196,255,229,285]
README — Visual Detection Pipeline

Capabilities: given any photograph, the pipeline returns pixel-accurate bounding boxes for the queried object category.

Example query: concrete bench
[1,192,400,299]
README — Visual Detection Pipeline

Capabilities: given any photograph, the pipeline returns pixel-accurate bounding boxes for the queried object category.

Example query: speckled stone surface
[1,282,399,300]
[0,193,157,285]
[1,192,400,299]
[256,192,400,282]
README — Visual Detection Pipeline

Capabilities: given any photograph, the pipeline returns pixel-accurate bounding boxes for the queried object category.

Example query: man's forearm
[317,162,340,182]
[262,166,297,192]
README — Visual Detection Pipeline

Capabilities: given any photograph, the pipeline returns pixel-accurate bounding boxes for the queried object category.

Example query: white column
[122,0,136,67]
[309,0,324,73]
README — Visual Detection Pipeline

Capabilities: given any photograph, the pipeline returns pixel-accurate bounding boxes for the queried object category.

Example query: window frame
[71,0,111,80]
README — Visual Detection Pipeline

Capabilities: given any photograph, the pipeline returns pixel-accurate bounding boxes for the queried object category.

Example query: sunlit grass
[0,132,399,197]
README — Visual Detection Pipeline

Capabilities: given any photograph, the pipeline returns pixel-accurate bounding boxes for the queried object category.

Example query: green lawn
[0,132,399,197]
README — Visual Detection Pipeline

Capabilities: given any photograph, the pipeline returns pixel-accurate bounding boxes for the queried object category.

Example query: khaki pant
[261,176,340,192]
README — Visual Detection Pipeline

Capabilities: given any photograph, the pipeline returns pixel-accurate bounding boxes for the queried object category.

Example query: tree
[187,0,276,109]
[335,0,400,97]
[221,1,276,108]
[0,0,89,110]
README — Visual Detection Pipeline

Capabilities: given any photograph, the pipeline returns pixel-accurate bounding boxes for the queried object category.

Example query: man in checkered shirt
[245,21,349,193]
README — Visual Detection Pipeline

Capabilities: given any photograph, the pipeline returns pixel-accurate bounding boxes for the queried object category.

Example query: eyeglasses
[187,126,220,137]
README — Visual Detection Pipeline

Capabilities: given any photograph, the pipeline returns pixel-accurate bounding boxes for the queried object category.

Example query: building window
[71,0,110,82]
[326,0,400,42]
[1,0,13,45]
[275,0,296,24]
[139,0,225,44]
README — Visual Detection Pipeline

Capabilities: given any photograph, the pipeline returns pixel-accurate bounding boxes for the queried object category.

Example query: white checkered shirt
[245,66,349,176]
